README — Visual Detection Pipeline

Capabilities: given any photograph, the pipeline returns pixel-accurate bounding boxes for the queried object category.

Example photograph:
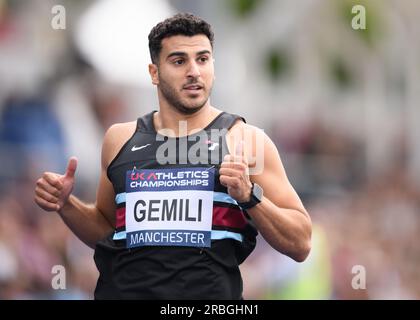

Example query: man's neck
[154,103,221,137]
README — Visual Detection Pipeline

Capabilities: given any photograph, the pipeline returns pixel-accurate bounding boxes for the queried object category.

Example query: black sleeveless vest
[93,110,258,299]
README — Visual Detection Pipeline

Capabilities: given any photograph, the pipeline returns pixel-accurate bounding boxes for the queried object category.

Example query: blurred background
[0,0,419,299]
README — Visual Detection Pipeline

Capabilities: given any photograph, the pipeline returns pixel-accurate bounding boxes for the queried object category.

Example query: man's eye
[173,60,184,65]
[198,57,208,63]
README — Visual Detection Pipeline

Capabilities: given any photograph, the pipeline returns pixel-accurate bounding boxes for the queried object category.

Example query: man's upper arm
[95,122,137,228]
[249,127,308,217]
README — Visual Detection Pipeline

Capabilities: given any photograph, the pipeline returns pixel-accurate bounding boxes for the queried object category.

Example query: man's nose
[186,61,201,78]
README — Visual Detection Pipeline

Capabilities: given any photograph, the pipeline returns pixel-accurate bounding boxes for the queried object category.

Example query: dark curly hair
[148,13,214,64]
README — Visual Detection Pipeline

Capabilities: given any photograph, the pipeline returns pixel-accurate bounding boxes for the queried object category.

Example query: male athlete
[34,13,311,299]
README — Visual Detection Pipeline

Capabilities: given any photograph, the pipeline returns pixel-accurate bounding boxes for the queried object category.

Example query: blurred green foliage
[338,0,383,47]
[229,0,264,18]
[265,48,291,82]
[330,56,353,89]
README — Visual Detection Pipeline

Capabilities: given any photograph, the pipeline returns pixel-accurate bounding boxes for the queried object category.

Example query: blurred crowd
[1,0,419,299]
[0,62,117,299]
[241,119,420,299]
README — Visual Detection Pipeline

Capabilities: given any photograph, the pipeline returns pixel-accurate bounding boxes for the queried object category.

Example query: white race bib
[125,167,215,248]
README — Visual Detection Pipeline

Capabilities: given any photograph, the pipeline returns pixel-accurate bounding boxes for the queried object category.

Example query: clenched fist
[219,141,252,203]
[34,157,78,212]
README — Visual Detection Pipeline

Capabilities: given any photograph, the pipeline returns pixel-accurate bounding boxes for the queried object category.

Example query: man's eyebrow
[166,50,212,60]
[197,50,211,56]
[166,51,187,59]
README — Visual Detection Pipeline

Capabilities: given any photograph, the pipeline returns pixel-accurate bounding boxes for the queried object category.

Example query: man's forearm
[58,194,114,249]
[246,197,312,262]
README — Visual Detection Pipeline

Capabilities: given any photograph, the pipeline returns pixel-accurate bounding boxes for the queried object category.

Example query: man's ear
[149,63,159,85]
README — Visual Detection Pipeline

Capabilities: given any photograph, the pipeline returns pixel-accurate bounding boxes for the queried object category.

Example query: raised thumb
[64,157,78,178]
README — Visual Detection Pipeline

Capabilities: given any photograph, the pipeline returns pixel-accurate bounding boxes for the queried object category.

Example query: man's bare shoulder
[105,121,137,142]
[227,118,276,174]
[227,119,265,143]
[102,121,137,167]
